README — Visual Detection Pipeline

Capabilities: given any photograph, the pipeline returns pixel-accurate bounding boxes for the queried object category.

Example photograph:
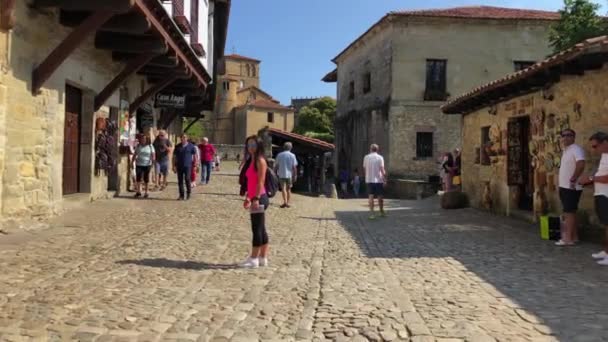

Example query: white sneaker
[597,257,608,266]
[259,257,268,267]
[592,251,608,259]
[240,257,259,268]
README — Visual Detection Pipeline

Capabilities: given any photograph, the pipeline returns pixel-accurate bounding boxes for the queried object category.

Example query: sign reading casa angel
[154,93,186,109]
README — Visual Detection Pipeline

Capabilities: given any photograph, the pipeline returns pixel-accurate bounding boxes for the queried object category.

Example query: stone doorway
[63,85,82,195]
[507,116,534,211]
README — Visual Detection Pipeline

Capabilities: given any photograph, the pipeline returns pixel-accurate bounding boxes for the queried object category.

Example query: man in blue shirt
[275,142,298,208]
[173,134,197,200]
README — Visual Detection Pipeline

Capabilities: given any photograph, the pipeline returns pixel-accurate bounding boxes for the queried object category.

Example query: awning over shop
[268,128,334,155]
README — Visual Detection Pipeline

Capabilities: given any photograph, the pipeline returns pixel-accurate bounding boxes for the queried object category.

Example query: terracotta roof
[247,99,293,111]
[441,35,608,114]
[224,54,261,63]
[268,128,335,151]
[332,6,558,63]
[237,86,274,99]
[322,69,337,82]
[390,6,560,20]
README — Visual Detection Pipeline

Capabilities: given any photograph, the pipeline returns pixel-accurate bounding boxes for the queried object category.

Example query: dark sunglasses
[247,143,258,148]
[561,134,574,138]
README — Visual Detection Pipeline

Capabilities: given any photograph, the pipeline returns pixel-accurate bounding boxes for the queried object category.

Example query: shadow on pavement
[335,198,608,340]
[117,258,240,270]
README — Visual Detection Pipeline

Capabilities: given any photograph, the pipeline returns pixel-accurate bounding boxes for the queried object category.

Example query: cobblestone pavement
[1,164,607,342]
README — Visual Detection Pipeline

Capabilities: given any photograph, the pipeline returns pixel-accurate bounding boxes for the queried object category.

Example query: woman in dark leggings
[240,135,270,268]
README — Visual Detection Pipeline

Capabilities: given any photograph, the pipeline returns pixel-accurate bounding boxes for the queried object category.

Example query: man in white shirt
[580,132,608,266]
[275,142,298,208]
[556,129,585,246]
[363,144,387,219]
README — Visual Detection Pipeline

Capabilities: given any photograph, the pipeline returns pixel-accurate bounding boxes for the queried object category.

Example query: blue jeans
[201,161,213,184]
[177,167,192,198]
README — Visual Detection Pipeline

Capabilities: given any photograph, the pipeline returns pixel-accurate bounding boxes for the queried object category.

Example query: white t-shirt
[559,144,585,190]
[363,152,385,183]
[595,154,608,197]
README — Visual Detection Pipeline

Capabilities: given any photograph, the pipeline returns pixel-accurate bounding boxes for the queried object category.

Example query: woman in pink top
[240,135,270,268]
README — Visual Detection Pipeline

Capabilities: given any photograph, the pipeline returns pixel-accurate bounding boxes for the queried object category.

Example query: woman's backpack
[239,157,279,198]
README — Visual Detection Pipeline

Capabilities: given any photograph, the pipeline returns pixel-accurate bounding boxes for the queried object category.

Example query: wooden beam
[161,111,179,130]
[147,55,179,68]
[133,0,207,87]
[95,32,168,54]
[60,10,151,35]
[94,53,156,110]
[32,11,114,94]
[34,0,135,13]
[147,72,194,84]
[137,65,188,76]
[129,74,179,114]
[0,0,16,31]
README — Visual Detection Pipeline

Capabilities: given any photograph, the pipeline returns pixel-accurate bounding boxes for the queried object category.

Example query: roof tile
[268,128,335,151]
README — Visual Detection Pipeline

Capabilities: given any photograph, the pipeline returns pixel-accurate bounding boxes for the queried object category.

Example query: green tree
[293,97,336,141]
[183,118,205,140]
[549,0,606,53]
[294,106,333,135]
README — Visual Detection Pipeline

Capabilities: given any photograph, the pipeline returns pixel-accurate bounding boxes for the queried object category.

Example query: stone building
[441,36,608,225]
[0,0,230,225]
[323,6,558,181]
[213,54,294,144]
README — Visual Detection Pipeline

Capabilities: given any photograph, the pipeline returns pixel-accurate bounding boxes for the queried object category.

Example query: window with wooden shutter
[424,59,447,101]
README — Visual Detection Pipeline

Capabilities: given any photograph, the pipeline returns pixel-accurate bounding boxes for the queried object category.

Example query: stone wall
[462,65,608,226]
[215,144,245,161]
[237,107,294,142]
[0,3,150,224]
[334,16,553,179]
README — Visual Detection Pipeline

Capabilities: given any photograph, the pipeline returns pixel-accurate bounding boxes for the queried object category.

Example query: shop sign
[155,93,186,109]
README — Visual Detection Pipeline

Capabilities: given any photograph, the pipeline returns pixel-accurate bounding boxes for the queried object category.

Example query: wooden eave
[30,0,212,113]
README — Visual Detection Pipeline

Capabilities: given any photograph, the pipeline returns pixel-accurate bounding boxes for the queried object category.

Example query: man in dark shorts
[363,144,387,220]
[580,132,608,266]
[556,129,585,246]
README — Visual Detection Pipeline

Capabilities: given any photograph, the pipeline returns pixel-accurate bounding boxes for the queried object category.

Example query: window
[416,132,433,158]
[245,64,251,77]
[348,81,355,100]
[267,112,274,123]
[362,72,371,94]
[239,80,244,89]
[223,81,230,91]
[514,61,535,71]
[424,59,447,101]
[481,126,491,165]
[251,65,257,77]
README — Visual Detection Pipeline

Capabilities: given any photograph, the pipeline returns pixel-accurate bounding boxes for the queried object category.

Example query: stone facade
[0,3,178,225]
[331,10,554,179]
[460,65,608,226]
[234,105,294,141]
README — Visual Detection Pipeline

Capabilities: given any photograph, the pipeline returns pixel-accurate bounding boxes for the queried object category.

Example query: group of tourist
[338,168,362,198]
[129,131,219,200]
[556,129,608,266]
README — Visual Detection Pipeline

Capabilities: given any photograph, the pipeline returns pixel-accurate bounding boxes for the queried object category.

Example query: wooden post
[94,53,156,110]
[320,152,326,194]
[32,11,114,94]
[129,74,179,114]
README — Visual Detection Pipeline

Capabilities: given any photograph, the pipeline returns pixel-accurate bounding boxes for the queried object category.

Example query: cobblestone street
[1,164,607,342]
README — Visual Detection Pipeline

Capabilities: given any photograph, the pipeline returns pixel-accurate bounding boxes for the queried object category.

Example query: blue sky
[225,0,605,105]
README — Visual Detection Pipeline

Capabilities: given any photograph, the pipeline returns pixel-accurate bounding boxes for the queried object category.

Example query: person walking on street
[190,139,200,189]
[556,128,585,246]
[198,137,216,185]
[352,168,361,198]
[153,130,172,190]
[579,132,608,265]
[339,169,349,197]
[453,148,462,191]
[133,134,156,199]
[275,142,298,208]
[441,152,455,192]
[173,134,197,200]
[363,144,387,219]
[239,135,270,268]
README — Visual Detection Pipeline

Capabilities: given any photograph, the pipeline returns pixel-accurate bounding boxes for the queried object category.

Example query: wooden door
[63,85,82,195]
